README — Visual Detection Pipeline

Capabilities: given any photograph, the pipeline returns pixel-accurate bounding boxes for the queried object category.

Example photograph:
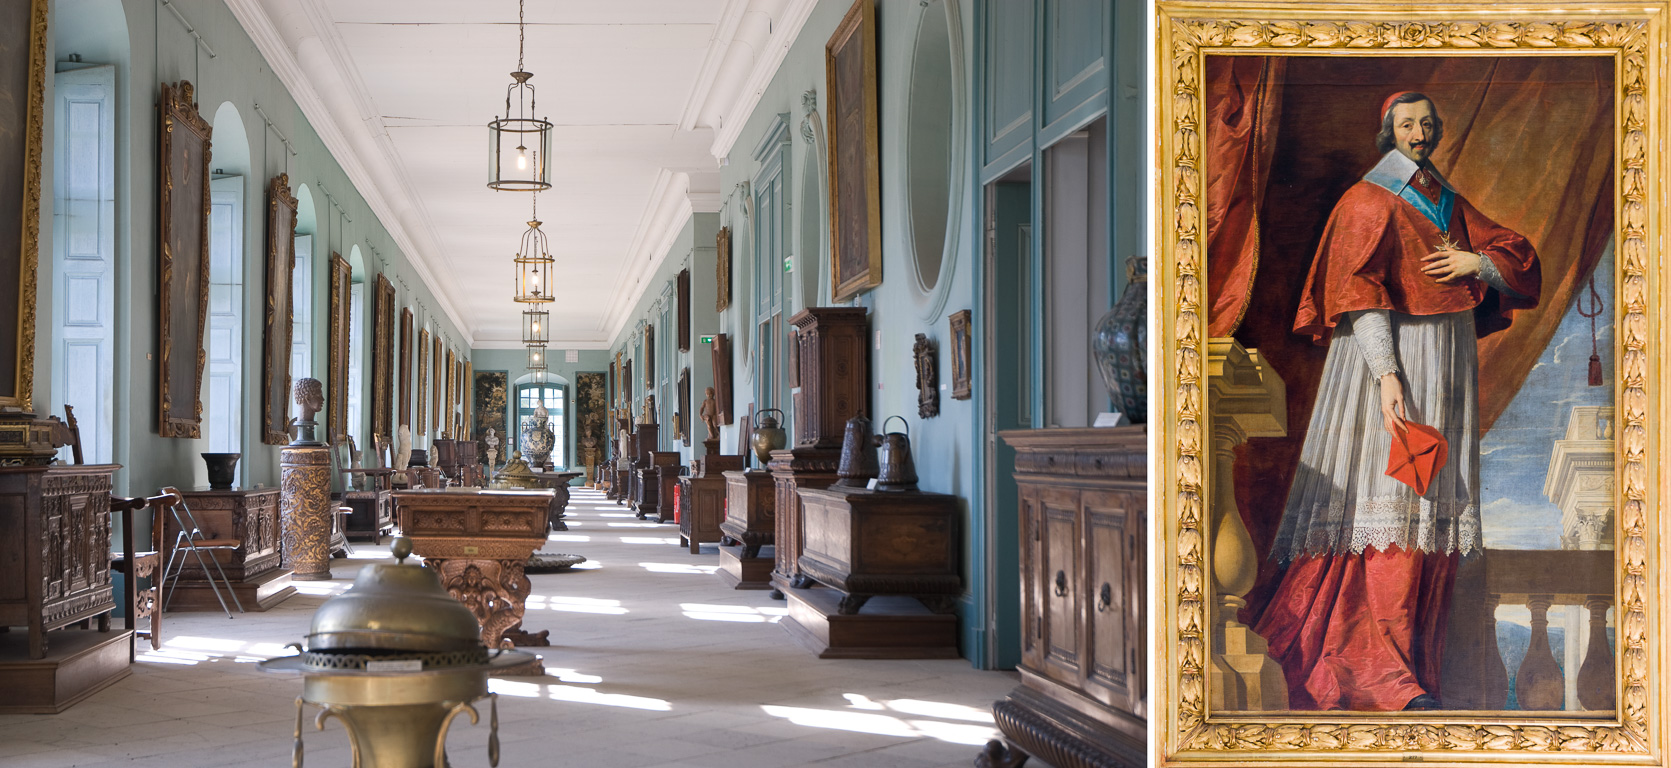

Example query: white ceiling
[227,0,820,348]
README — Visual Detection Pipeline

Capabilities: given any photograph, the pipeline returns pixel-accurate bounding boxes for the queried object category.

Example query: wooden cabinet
[655,461,684,524]
[718,469,776,589]
[0,464,119,658]
[677,474,726,554]
[985,427,1144,768]
[172,487,295,611]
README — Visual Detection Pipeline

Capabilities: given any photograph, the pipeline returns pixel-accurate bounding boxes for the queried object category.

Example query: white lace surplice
[1270,308,1483,563]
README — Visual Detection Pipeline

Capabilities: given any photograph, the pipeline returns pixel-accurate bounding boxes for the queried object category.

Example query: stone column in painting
[1547,404,1617,710]
[1206,339,1290,711]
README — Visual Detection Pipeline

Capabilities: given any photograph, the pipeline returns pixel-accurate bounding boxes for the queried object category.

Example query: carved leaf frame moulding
[1155,3,1667,764]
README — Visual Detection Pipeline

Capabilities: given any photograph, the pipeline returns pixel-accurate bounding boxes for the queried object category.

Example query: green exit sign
[784,257,793,273]
[700,335,715,345]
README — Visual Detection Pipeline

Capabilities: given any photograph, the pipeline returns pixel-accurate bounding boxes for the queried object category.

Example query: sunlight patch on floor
[618,536,682,546]
[761,699,999,745]
[607,521,666,528]
[640,562,721,575]
[546,534,591,542]
[679,603,787,623]
[491,678,670,711]
[525,595,628,615]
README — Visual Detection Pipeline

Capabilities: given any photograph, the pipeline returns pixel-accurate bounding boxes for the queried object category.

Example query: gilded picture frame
[370,273,395,441]
[1155,1,1669,764]
[416,327,428,435]
[826,0,882,303]
[156,80,212,439]
[327,253,350,443]
[0,0,45,411]
[949,309,971,401]
[716,226,732,312]
[399,307,412,430]
[261,174,297,445]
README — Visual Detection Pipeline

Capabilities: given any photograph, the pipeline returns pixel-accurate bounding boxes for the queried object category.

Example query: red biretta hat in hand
[1386,422,1448,496]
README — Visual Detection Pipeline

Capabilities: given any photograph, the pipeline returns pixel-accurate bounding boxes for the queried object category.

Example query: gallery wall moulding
[1155,2,1667,764]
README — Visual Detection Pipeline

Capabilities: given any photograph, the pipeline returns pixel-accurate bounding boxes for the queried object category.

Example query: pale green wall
[468,348,610,473]
[34,0,471,497]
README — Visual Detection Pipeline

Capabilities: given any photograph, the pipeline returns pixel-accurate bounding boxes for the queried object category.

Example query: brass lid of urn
[304,538,483,653]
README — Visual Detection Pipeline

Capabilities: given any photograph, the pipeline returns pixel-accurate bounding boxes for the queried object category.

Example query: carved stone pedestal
[280,445,334,581]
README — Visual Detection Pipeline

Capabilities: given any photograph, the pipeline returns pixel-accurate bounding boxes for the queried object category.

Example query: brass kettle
[874,416,918,491]
[836,411,878,487]
[751,408,788,466]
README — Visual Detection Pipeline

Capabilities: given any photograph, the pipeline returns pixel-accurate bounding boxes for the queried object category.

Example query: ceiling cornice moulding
[224,0,473,342]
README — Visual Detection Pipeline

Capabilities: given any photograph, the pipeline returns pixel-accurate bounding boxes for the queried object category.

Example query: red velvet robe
[1257,169,1540,711]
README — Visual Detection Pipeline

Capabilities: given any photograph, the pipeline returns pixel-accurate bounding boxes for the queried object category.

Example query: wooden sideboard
[981,427,1146,768]
[0,464,119,658]
[677,474,725,554]
[634,450,679,521]
[170,487,295,611]
[654,461,684,524]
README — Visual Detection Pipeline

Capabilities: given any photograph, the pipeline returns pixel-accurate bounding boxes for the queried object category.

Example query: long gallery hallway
[0,489,1015,768]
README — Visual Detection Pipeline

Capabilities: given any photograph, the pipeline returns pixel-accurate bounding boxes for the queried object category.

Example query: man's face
[1390,100,1438,163]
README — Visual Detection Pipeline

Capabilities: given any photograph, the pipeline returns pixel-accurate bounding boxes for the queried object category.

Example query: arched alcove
[899,0,967,321]
[347,243,366,279]
[294,183,317,236]
[209,102,250,177]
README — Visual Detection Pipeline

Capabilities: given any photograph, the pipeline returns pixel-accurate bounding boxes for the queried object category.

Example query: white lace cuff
[1349,310,1399,379]
[1476,253,1526,298]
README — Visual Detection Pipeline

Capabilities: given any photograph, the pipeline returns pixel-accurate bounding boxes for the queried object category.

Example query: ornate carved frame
[1,0,45,411]
[949,309,971,400]
[399,307,412,430]
[416,327,428,435]
[677,267,691,352]
[431,334,442,433]
[1156,2,1668,763]
[327,253,350,443]
[156,80,212,438]
[716,226,732,312]
[826,0,883,303]
[261,174,297,445]
[370,274,395,441]
[712,332,733,425]
[444,348,455,438]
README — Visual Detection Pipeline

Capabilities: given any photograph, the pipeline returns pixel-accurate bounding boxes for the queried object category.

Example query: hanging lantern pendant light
[487,0,552,191]
[514,193,555,304]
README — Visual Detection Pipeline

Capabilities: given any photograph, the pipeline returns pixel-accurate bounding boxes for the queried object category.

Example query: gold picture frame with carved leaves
[1155,1,1669,764]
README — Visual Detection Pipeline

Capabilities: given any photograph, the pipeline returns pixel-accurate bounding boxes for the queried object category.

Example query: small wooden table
[525,470,583,531]
[171,487,296,611]
[393,489,554,649]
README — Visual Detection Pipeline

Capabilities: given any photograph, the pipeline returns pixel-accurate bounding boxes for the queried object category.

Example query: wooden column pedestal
[168,487,295,611]
[281,445,335,581]
[718,469,776,589]
[767,447,840,597]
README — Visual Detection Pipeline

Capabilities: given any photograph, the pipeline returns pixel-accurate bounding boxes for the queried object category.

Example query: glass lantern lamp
[522,308,550,347]
[514,198,555,304]
[526,344,548,372]
[486,0,551,191]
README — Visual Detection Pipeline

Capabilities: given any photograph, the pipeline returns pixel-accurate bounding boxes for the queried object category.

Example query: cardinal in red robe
[1252,92,1540,711]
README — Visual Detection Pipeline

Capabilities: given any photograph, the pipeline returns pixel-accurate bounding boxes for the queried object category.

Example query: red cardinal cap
[1381,91,1418,122]
[1385,421,1448,496]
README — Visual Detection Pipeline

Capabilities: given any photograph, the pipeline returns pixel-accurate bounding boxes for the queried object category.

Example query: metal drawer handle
[1053,570,1068,598]
[1097,583,1112,612]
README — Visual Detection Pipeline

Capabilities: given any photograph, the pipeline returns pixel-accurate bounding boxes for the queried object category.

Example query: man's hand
[1422,249,1481,284]
[1380,372,1407,436]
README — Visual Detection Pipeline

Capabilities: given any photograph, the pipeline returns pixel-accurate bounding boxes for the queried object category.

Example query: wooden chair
[110,491,176,659]
[157,487,246,617]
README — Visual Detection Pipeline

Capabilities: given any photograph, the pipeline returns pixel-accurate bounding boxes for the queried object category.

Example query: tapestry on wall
[473,370,508,467]
[576,372,608,471]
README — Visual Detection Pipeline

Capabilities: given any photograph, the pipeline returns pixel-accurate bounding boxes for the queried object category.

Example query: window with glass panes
[516,382,567,467]
[752,115,793,427]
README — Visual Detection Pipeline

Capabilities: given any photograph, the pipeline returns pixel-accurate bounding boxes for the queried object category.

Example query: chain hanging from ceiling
[486,0,552,191]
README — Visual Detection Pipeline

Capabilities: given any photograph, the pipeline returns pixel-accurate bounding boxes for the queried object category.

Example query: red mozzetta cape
[1292,181,1541,344]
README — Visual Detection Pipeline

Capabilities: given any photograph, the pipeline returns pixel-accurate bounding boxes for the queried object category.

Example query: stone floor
[0,488,1015,767]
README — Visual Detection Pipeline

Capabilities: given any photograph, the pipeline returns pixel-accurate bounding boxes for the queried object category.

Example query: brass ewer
[751,408,788,466]
[874,416,919,491]
[835,410,878,487]
[260,538,536,768]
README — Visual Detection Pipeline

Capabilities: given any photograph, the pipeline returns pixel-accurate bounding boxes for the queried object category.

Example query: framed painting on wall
[0,0,45,412]
[473,369,504,462]
[399,307,412,430]
[370,274,395,441]
[711,332,733,425]
[156,80,213,438]
[825,0,882,303]
[948,309,970,400]
[431,334,442,434]
[443,348,455,438]
[416,327,428,435]
[326,253,351,443]
[716,226,732,312]
[261,174,297,445]
[678,268,691,352]
[1155,2,1670,764]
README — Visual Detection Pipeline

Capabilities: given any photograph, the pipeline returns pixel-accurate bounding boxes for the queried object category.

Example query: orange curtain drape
[1204,56,1617,626]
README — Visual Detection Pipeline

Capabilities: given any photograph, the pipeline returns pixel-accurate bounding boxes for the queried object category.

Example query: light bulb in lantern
[533,351,541,362]
[516,144,529,171]
[532,320,540,332]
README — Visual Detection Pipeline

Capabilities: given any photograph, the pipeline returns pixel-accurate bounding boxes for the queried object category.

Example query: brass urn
[260,538,536,768]
[874,416,919,491]
[751,408,788,466]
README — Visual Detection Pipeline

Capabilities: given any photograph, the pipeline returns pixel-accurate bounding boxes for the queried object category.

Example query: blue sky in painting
[1478,241,1615,550]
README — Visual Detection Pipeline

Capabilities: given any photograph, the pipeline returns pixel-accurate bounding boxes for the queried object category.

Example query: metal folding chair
[157,486,246,617]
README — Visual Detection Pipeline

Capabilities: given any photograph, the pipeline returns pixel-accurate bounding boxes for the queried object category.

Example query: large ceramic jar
[1093,259,1147,423]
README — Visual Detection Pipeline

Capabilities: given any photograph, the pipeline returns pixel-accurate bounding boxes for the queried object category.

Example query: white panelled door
[52,65,116,464]
[208,177,245,472]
